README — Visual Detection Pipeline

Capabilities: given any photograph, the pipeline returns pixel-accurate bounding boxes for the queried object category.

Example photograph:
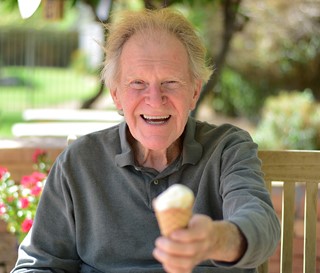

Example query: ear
[190,79,202,110]
[110,88,123,111]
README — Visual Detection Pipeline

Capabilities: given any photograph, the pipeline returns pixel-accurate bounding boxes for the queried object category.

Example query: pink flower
[32,149,47,163]
[21,175,37,188]
[21,172,45,189]
[31,172,46,182]
[19,198,29,209]
[21,218,33,233]
[0,203,6,215]
[0,166,8,180]
[0,149,50,243]
[31,185,42,196]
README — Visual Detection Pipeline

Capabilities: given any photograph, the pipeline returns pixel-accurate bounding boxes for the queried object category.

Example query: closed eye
[130,80,147,90]
[161,81,180,90]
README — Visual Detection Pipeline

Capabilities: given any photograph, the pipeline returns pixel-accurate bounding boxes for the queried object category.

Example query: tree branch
[191,0,242,117]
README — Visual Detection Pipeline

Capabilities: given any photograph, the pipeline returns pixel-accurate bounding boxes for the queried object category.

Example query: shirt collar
[115,122,135,167]
[115,117,203,168]
[181,117,203,166]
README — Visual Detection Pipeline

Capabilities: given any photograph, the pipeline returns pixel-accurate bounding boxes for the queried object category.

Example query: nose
[145,85,167,107]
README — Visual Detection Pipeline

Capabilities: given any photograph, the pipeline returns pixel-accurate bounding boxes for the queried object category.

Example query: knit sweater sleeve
[213,128,280,269]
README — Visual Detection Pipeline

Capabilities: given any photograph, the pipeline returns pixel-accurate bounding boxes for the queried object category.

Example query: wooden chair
[257,150,320,273]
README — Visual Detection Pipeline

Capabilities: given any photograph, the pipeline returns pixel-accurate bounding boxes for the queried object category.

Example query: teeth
[143,115,170,120]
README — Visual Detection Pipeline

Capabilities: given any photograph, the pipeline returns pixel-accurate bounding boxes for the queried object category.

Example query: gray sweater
[12,118,280,273]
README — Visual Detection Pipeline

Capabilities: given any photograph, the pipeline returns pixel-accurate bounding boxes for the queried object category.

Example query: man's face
[111,32,201,151]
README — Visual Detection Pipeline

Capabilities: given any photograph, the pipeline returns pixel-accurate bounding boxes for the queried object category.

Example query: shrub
[253,89,320,150]
[213,68,265,121]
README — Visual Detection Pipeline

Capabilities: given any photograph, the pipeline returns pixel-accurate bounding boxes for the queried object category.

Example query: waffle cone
[154,207,192,237]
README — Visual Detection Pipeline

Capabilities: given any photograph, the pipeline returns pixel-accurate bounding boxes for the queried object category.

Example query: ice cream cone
[154,206,192,237]
[153,184,194,237]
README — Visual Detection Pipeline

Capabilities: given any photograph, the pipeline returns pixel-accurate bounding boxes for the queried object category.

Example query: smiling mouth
[141,115,171,125]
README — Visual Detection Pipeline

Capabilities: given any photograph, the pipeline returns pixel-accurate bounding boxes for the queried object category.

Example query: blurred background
[0,2,319,272]
[0,0,320,150]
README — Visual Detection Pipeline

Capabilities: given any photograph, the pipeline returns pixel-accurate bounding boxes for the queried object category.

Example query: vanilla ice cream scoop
[153,184,194,236]
[153,184,194,211]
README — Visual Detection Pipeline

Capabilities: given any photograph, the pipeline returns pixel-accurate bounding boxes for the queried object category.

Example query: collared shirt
[12,117,280,273]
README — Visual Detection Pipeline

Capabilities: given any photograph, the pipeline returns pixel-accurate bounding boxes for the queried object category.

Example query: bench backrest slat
[258,150,320,273]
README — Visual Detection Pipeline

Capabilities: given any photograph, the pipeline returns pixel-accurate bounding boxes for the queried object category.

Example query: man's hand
[152,214,247,273]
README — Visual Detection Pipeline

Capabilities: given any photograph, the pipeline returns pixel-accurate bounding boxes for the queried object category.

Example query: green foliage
[212,68,264,121]
[229,1,320,101]
[0,0,17,10]
[282,36,320,65]
[253,90,320,150]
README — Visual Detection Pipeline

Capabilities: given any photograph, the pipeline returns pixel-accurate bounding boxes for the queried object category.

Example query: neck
[131,139,182,172]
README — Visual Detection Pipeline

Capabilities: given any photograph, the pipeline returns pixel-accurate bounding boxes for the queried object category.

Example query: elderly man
[12,8,280,273]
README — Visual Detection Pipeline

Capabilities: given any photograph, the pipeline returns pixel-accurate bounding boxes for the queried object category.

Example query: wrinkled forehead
[115,28,193,84]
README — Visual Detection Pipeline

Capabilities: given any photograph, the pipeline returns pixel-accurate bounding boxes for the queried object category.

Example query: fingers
[169,214,211,242]
[153,250,193,273]
[153,215,248,272]
[153,214,215,272]
[154,236,198,256]
[153,239,196,273]
[153,232,208,273]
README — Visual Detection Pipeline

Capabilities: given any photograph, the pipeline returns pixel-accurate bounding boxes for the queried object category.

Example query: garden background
[0,0,319,149]
[0,0,320,272]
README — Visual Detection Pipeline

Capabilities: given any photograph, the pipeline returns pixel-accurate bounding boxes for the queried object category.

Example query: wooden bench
[258,150,320,273]
[11,109,123,138]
